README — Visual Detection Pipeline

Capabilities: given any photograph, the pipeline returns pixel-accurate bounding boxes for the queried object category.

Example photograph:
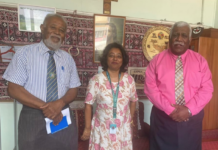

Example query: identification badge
[109,124,117,134]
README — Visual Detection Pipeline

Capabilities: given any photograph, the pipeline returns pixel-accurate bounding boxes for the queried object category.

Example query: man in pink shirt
[144,21,213,150]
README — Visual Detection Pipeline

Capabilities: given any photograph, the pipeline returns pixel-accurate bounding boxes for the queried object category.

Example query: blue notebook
[50,116,68,134]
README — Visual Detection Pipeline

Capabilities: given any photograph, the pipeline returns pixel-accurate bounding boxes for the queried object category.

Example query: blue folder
[50,116,68,134]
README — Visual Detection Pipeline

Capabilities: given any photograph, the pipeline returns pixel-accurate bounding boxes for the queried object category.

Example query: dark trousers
[18,105,78,150]
[150,106,204,150]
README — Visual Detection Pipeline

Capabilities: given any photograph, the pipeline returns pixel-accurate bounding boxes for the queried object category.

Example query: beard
[44,34,62,50]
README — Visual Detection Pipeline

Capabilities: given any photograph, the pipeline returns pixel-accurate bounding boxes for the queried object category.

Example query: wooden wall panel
[201,28,218,39]
[190,38,199,52]
[198,37,218,130]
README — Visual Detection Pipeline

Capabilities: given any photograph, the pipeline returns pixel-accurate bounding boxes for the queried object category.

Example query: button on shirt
[3,41,81,102]
[144,49,213,116]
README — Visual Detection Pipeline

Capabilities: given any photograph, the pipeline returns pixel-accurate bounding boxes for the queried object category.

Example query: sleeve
[144,57,175,115]
[85,75,99,105]
[185,57,213,116]
[2,49,27,86]
[69,56,81,88]
[129,75,138,102]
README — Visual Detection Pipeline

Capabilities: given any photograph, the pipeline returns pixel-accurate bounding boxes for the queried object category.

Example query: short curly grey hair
[170,21,192,39]
[43,14,67,27]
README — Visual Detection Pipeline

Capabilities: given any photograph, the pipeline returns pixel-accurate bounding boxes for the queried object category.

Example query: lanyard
[106,71,121,118]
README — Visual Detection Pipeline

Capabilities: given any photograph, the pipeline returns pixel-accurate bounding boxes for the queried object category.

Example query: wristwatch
[187,108,192,117]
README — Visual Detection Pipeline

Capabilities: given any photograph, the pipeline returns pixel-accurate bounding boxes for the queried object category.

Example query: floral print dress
[85,72,138,150]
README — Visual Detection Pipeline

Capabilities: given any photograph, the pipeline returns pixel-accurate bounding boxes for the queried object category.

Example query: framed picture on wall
[128,67,146,89]
[18,4,56,32]
[93,14,126,63]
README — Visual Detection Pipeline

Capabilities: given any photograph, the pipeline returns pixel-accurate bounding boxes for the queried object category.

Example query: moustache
[50,34,61,40]
[173,41,184,46]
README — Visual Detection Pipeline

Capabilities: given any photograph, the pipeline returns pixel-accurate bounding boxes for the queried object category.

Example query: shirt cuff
[185,101,197,116]
[3,77,25,87]
[69,82,81,88]
[164,105,176,116]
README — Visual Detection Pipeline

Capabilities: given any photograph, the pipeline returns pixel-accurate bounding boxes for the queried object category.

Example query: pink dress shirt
[144,49,213,116]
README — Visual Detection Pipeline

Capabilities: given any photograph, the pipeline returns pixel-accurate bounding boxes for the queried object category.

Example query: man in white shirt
[3,14,81,150]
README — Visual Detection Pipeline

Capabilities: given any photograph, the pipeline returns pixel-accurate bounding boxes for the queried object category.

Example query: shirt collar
[168,48,189,61]
[39,40,62,58]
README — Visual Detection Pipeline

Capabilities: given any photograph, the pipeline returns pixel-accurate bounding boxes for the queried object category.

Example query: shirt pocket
[60,70,71,87]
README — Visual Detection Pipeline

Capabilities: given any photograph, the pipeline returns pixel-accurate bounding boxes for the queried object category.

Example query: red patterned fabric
[72,109,86,141]
[0,6,172,99]
[133,137,149,150]
[202,141,218,150]
[78,140,89,150]
[132,110,139,139]
[201,130,218,150]
[202,130,218,141]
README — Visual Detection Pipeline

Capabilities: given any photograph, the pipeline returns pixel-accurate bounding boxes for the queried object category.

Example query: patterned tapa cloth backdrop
[0,6,170,100]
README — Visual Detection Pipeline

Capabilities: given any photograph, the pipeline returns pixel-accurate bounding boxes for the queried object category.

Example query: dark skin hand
[81,128,91,141]
[40,99,65,125]
[170,104,190,122]
[40,88,78,125]
[40,100,64,119]
[81,104,92,141]
[40,92,78,126]
[52,113,63,125]
[7,82,64,126]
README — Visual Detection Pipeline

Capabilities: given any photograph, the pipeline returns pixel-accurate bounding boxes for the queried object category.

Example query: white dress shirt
[3,41,81,102]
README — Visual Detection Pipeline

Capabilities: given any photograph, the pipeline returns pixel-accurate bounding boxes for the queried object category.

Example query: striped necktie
[175,56,185,105]
[46,51,58,102]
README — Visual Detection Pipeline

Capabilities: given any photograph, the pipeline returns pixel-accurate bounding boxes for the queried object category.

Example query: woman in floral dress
[81,43,138,150]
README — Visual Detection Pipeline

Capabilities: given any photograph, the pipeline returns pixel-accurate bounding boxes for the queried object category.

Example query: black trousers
[18,105,78,150]
[150,106,204,150]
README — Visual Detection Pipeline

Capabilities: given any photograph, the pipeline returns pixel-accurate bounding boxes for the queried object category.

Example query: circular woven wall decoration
[142,26,170,61]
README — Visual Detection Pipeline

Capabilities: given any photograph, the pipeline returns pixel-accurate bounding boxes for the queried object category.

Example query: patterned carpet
[202,141,218,150]
[133,137,149,150]
[78,140,218,150]
[77,130,218,150]
[202,130,218,150]
[78,137,150,150]
[0,6,161,100]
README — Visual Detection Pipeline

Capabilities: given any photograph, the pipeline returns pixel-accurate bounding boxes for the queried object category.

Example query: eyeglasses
[108,54,123,59]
